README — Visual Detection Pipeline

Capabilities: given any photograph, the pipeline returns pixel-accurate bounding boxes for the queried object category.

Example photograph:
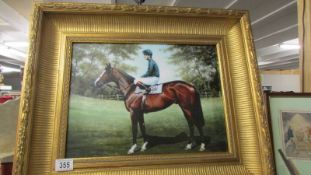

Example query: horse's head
[94,63,115,87]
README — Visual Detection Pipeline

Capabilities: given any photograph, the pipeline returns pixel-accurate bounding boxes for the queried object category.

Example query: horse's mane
[114,68,135,83]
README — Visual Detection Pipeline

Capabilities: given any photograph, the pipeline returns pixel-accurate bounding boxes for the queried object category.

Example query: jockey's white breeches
[134,77,159,86]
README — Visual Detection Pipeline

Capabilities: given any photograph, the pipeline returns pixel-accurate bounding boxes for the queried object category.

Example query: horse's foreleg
[131,115,138,145]
[128,111,138,154]
[138,112,148,152]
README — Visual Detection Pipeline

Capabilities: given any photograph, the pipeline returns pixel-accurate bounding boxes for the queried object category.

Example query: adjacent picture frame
[13,3,274,175]
[266,92,311,175]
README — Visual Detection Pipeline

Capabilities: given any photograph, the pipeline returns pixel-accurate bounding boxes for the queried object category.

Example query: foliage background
[71,44,221,97]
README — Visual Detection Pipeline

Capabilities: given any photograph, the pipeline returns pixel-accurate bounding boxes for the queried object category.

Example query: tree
[71,44,141,97]
[166,45,220,96]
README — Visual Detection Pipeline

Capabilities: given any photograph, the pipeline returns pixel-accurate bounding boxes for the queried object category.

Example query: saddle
[135,84,163,94]
[134,83,163,111]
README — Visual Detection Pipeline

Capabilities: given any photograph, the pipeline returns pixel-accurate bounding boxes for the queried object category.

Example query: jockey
[134,49,160,92]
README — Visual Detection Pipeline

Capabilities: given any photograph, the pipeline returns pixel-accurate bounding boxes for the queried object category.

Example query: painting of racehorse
[66,43,227,158]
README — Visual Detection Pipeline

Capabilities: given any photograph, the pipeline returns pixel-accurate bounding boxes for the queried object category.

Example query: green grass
[66,95,227,158]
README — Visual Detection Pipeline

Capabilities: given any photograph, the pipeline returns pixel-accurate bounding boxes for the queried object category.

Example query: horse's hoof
[199,143,205,151]
[127,144,137,154]
[140,141,148,152]
[185,143,192,150]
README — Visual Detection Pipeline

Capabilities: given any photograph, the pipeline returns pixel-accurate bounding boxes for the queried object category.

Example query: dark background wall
[3,72,22,91]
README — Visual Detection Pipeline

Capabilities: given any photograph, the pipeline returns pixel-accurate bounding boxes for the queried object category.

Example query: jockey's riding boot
[145,86,151,93]
[136,82,145,89]
[136,81,151,93]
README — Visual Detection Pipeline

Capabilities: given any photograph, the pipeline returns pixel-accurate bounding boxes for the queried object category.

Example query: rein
[117,78,135,99]
[124,84,136,99]
[113,70,135,99]
[99,68,135,100]
[105,84,120,91]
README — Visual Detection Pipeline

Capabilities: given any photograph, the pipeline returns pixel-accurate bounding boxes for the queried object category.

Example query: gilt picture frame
[13,3,273,175]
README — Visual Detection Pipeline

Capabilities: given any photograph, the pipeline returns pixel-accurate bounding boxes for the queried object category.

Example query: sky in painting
[124,44,182,83]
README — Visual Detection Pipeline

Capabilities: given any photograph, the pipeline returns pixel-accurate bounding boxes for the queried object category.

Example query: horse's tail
[192,90,205,127]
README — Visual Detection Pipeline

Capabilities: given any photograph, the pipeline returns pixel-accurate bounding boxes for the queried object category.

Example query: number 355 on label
[55,159,73,172]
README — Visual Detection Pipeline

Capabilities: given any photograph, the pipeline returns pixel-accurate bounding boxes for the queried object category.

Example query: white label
[55,159,73,172]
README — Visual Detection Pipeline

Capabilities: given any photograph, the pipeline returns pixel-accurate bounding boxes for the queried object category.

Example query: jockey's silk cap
[143,49,153,57]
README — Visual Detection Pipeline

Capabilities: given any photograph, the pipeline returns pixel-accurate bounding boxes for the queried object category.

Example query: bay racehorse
[94,64,206,154]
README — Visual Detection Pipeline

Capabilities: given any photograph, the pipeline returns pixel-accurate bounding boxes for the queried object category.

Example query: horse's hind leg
[185,118,195,150]
[181,109,195,150]
[182,108,205,151]
[196,125,206,151]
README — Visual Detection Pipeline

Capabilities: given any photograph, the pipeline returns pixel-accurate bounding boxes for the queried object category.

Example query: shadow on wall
[0,98,19,161]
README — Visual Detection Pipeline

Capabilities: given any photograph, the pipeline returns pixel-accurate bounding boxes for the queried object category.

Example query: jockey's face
[144,54,150,60]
